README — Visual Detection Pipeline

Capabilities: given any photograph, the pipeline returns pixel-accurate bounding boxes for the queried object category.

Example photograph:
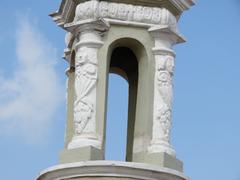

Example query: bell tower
[37,0,194,179]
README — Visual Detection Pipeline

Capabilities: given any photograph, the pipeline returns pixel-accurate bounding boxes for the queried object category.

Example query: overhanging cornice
[103,0,195,16]
[50,0,194,28]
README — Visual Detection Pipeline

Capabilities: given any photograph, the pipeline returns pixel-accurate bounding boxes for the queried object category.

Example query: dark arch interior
[110,47,138,81]
[107,47,139,161]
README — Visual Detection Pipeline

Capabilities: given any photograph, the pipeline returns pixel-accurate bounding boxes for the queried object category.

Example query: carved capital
[65,18,110,35]
[149,25,185,53]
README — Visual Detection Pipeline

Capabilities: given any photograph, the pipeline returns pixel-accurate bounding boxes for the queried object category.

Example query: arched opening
[105,47,138,161]
[105,74,128,161]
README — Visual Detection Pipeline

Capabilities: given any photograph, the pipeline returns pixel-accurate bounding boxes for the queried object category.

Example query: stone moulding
[50,0,195,28]
[74,1,177,29]
[36,161,189,180]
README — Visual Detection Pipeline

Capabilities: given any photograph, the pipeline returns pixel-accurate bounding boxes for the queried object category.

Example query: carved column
[148,26,185,157]
[67,20,109,150]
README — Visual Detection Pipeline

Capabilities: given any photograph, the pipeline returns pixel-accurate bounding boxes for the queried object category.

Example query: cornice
[50,0,76,28]
[102,0,195,16]
[50,0,194,29]
[169,0,195,12]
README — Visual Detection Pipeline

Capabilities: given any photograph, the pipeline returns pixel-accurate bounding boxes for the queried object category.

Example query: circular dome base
[37,161,188,180]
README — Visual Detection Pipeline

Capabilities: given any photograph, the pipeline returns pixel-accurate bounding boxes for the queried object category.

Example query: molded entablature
[50,0,194,28]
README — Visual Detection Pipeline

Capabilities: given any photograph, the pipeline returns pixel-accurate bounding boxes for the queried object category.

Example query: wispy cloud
[0,16,64,143]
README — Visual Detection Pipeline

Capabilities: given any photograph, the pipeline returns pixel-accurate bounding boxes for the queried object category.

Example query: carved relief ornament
[74,47,98,136]
[74,1,177,28]
[156,56,175,106]
[150,55,175,154]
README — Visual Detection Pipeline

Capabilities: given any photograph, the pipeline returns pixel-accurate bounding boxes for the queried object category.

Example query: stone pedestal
[37,161,189,180]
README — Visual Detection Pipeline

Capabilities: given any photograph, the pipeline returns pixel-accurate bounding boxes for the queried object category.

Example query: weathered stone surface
[50,0,195,27]
[59,146,103,164]
[39,1,194,180]
[37,161,189,180]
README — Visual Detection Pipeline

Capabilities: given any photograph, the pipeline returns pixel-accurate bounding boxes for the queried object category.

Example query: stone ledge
[132,152,183,172]
[37,161,189,180]
[59,147,104,164]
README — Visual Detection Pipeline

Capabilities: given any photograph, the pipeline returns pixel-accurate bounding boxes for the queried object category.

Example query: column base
[67,135,102,150]
[133,152,183,172]
[148,141,176,157]
[59,146,103,164]
[37,161,189,180]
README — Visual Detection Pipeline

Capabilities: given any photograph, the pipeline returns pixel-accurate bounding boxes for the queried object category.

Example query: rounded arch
[105,37,148,162]
[107,37,148,68]
[110,47,138,82]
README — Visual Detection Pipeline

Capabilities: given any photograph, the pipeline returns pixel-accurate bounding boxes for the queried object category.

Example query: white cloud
[0,16,64,143]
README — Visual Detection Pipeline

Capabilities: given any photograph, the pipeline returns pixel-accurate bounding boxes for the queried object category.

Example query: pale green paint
[64,68,75,148]
[131,151,183,172]
[59,146,103,164]
[96,25,155,164]
[61,24,183,173]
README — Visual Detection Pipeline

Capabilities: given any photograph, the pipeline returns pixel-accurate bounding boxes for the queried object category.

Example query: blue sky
[0,0,240,180]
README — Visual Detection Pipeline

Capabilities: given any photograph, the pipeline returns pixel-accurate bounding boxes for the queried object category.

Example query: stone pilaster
[146,25,185,171]
[60,19,110,163]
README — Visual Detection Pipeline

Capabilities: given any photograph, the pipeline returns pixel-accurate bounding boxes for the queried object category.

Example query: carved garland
[155,56,175,143]
[74,47,98,135]
[74,1,177,27]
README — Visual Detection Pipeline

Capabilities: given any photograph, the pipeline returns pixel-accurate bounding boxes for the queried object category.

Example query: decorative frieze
[74,1,177,28]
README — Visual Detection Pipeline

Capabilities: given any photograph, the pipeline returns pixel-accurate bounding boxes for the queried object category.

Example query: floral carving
[156,56,174,107]
[143,7,153,21]
[152,8,161,23]
[74,100,93,134]
[156,105,172,142]
[150,55,175,154]
[99,1,109,18]
[108,3,118,18]
[74,1,177,28]
[158,71,171,86]
[74,47,98,136]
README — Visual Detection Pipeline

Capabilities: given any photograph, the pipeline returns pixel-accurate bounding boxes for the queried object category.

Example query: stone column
[147,25,185,171]
[68,20,109,150]
[60,19,109,163]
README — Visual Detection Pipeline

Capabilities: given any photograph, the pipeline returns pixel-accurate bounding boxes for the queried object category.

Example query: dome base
[37,161,189,180]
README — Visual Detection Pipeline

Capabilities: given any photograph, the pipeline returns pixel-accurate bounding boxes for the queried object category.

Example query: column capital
[149,25,185,56]
[149,25,185,45]
[66,19,110,50]
[65,18,110,36]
